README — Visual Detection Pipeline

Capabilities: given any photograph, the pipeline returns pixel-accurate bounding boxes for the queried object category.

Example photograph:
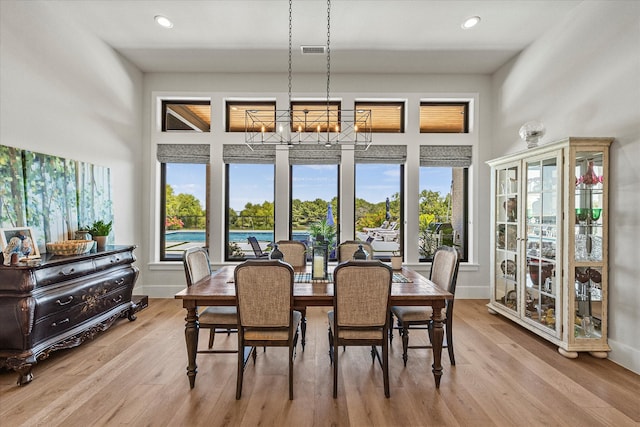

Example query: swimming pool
[165,230,310,243]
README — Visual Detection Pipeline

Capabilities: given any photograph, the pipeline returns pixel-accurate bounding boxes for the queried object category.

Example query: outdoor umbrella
[326,203,335,226]
[385,197,391,221]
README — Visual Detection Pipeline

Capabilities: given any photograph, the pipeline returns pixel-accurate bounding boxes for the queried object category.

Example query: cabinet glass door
[573,151,605,340]
[524,156,559,333]
[494,165,519,312]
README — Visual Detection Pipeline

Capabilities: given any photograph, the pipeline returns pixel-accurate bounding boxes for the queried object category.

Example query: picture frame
[0,227,41,260]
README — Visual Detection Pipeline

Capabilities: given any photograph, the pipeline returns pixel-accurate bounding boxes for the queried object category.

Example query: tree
[165,184,205,229]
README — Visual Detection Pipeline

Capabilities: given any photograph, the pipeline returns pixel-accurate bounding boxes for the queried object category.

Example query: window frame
[161,100,211,132]
[354,101,405,133]
[226,100,277,133]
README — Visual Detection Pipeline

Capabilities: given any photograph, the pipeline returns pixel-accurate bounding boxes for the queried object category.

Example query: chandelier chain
[326,0,331,110]
[288,0,293,110]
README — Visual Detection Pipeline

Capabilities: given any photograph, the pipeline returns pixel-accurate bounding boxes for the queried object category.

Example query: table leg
[430,301,446,388]
[184,306,199,389]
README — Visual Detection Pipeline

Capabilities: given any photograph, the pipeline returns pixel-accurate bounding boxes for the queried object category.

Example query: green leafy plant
[308,218,336,246]
[88,220,112,237]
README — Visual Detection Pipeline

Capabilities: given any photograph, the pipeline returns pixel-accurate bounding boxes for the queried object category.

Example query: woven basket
[46,240,94,256]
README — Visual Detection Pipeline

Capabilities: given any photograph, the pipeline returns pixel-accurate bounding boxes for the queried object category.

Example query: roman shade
[157,144,210,164]
[288,145,341,165]
[223,144,276,164]
[420,145,472,167]
[354,145,406,164]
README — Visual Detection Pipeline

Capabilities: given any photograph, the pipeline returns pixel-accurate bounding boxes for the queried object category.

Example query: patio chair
[234,259,301,400]
[390,245,460,366]
[328,260,393,398]
[183,247,238,353]
[247,236,269,258]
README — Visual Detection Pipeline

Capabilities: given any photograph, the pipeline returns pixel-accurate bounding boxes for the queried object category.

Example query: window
[162,100,211,132]
[354,101,405,133]
[354,146,406,259]
[160,163,208,261]
[419,145,471,262]
[420,102,469,133]
[290,101,341,132]
[226,101,276,132]
[289,145,340,260]
[224,145,276,261]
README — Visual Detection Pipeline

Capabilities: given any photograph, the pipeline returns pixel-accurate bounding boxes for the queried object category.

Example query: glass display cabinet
[488,137,612,358]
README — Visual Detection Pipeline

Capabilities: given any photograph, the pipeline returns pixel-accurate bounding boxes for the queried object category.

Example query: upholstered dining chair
[234,259,301,400]
[183,247,238,353]
[390,245,460,366]
[336,240,373,262]
[275,240,309,349]
[328,260,393,398]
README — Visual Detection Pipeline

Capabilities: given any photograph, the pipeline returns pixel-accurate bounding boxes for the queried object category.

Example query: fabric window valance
[354,145,406,164]
[419,145,472,167]
[157,144,210,164]
[223,144,276,164]
[288,145,341,165]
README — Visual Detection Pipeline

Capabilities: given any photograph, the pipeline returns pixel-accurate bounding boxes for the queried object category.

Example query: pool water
[165,230,310,243]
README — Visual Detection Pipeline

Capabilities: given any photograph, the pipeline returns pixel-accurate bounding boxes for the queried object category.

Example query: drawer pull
[112,295,123,303]
[55,296,74,306]
[110,256,121,263]
[115,278,125,286]
[58,268,75,276]
[52,318,69,327]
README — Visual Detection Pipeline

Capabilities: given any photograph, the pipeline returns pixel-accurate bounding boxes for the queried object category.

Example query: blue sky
[167,163,451,212]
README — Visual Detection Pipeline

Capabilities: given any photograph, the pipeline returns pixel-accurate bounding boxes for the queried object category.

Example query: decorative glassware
[590,208,602,222]
[575,208,589,225]
[581,316,594,338]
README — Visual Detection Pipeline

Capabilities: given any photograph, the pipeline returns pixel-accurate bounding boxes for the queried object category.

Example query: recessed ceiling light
[154,15,173,29]
[461,16,481,29]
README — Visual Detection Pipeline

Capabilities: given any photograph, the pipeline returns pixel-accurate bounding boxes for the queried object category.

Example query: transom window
[354,101,405,133]
[290,101,341,132]
[420,102,469,133]
[162,100,211,132]
[226,101,276,132]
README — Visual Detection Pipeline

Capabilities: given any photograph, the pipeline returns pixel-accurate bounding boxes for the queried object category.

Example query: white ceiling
[52,0,583,74]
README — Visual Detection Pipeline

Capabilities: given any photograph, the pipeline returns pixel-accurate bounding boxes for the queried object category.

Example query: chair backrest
[333,260,392,329]
[429,246,460,296]
[276,240,307,268]
[183,247,212,287]
[337,240,373,262]
[234,259,294,328]
[247,236,265,257]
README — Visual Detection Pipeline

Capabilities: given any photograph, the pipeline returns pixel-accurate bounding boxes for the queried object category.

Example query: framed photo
[0,227,41,259]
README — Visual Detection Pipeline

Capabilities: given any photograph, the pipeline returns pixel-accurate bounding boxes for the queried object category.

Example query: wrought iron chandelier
[245,0,372,149]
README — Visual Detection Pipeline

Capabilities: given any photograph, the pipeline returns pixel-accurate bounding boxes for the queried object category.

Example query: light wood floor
[1,299,638,427]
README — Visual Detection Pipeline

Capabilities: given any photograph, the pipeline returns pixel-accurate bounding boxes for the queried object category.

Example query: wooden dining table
[175,264,453,390]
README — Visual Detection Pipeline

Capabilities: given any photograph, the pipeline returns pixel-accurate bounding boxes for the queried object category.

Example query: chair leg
[333,339,339,398]
[446,320,455,365]
[401,326,409,367]
[289,341,294,400]
[328,326,334,364]
[208,329,215,349]
[388,312,394,342]
[300,308,307,350]
[236,335,244,400]
[383,333,390,398]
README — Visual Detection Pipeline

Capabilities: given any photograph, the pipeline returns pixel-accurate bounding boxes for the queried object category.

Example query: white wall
[492,1,640,373]
[141,73,493,300]
[0,2,144,282]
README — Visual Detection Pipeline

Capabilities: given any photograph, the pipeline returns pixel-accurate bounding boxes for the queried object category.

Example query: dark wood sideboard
[0,245,139,385]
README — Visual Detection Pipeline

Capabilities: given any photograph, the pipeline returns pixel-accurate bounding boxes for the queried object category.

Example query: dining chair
[183,247,238,353]
[336,240,373,262]
[275,240,310,349]
[234,259,301,400]
[390,245,460,366]
[328,260,393,398]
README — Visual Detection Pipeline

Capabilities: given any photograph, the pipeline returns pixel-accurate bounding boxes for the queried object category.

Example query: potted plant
[88,220,112,251]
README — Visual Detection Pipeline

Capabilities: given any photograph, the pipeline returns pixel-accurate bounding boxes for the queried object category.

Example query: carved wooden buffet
[0,245,139,385]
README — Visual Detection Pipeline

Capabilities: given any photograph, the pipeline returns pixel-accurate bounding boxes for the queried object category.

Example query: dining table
[175,264,453,390]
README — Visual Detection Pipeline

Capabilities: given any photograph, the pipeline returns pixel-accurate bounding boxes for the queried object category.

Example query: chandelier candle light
[245,0,372,149]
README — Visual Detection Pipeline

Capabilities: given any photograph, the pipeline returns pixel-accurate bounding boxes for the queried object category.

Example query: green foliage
[88,220,112,236]
[227,241,245,259]
[165,184,206,229]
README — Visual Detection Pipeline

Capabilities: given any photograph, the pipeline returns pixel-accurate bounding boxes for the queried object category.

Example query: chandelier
[245,0,372,149]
